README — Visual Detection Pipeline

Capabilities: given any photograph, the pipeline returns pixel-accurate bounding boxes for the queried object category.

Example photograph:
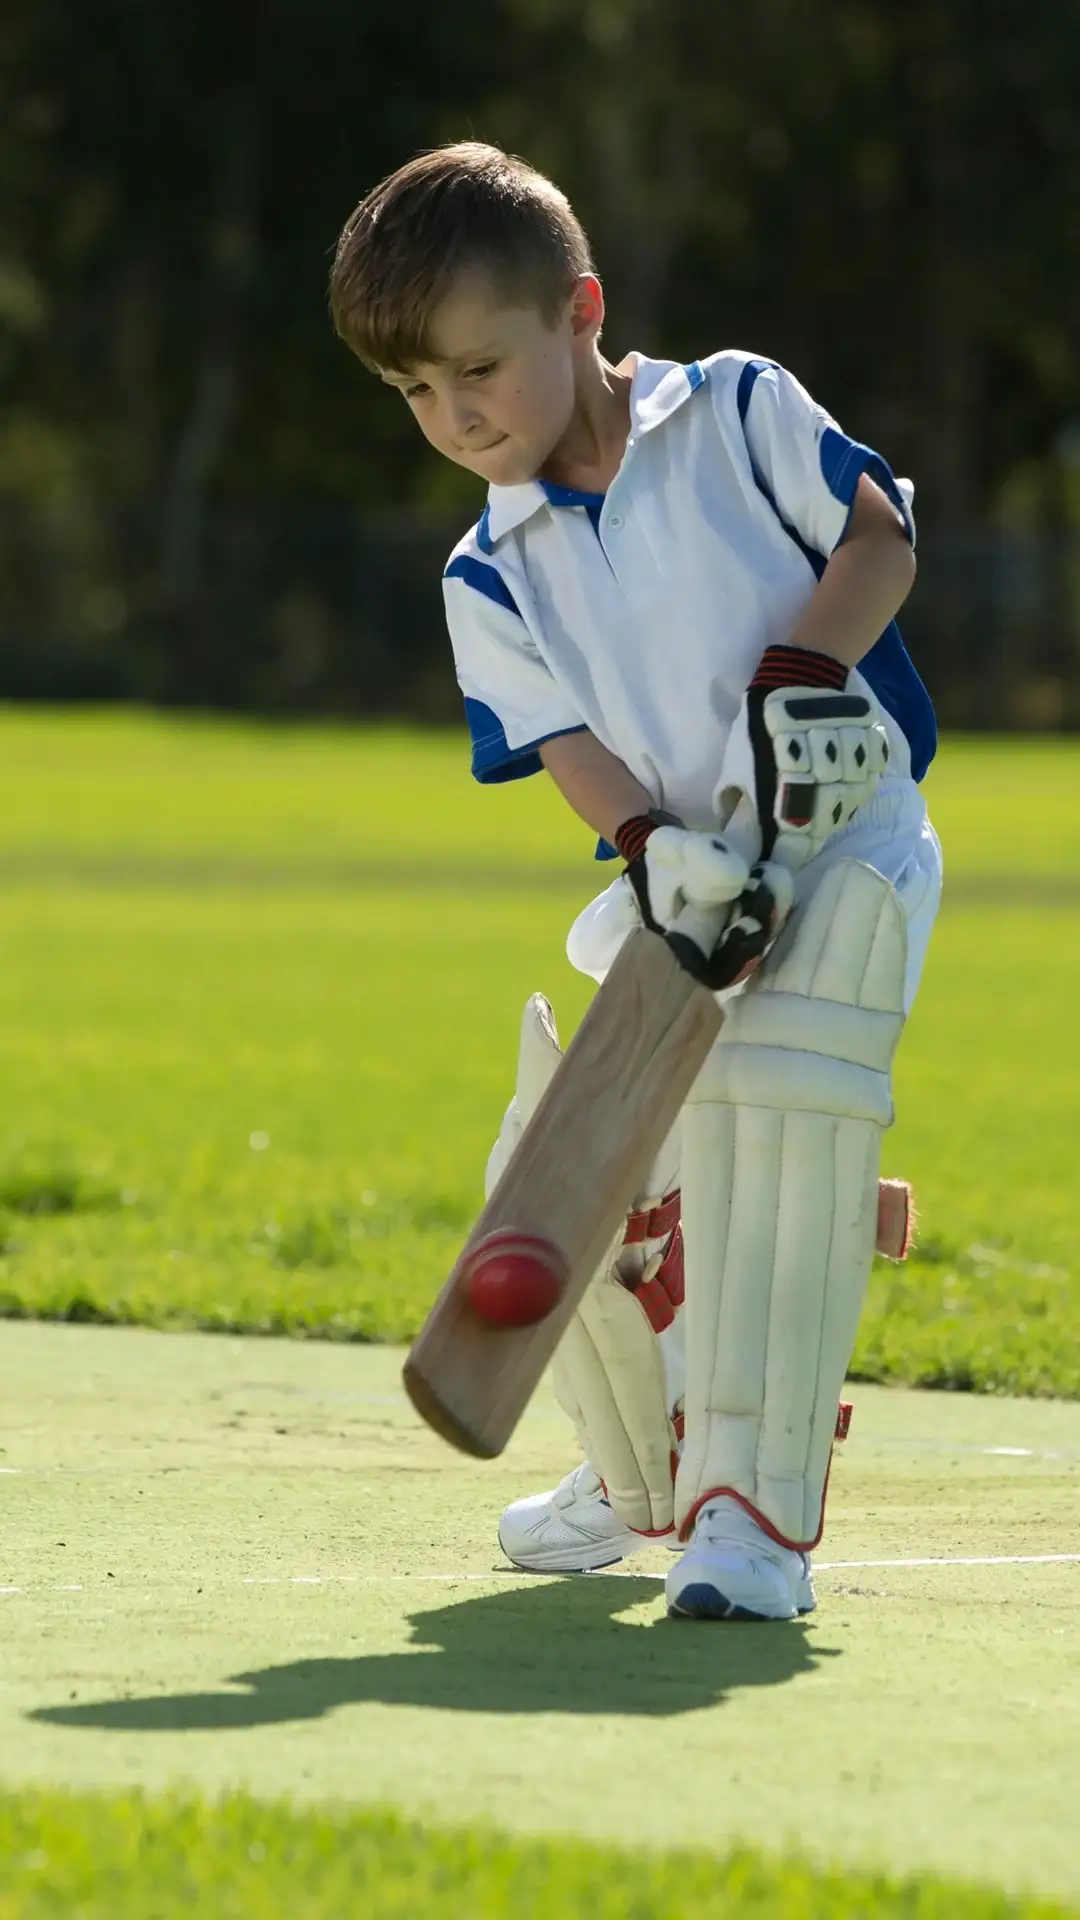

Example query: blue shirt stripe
[463,699,587,784]
[541,480,605,535]
[444,553,520,618]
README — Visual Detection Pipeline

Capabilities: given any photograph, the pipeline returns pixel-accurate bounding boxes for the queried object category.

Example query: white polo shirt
[442,350,936,855]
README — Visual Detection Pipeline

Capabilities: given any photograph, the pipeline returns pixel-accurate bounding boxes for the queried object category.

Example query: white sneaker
[666,1496,816,1621]
[498,1461,673,1573]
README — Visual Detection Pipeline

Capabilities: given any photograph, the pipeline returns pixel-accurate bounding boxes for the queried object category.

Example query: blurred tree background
[0,0,1077,725]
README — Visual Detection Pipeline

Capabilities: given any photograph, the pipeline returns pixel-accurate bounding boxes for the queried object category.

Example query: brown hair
[329,142,595,373]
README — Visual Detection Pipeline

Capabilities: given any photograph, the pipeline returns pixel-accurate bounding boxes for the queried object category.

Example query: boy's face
[378,274,596,487]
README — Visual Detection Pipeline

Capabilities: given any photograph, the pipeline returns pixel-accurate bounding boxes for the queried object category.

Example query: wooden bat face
[403,928,722,1458]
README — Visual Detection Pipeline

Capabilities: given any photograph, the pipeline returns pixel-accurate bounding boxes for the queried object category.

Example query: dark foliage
[1,0,1077,722]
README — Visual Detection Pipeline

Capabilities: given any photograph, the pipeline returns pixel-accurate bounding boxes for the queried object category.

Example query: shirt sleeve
[442,555,586,784]
[739,359,916,560]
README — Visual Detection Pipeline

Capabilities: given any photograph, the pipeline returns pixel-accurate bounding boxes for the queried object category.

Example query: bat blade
[402,927,722,1458]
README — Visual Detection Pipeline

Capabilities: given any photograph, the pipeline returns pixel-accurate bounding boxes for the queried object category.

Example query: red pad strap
[625,1184,911,1257]
[623,1188,684,1335]
[623,1188,681,1245]
[632,1226,685,1334]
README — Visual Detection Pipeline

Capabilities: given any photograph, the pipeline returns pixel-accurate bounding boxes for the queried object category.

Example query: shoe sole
[498,1524,642,1574]
[503,1553,629,1574]
[499,1532,681,1575]
[668,1581,816,1622]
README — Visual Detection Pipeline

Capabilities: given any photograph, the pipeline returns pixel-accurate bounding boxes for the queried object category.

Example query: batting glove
[615,813,794,992]
[740,644,891,871]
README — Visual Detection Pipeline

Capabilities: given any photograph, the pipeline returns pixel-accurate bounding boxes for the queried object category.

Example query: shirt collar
[482,354,706,545]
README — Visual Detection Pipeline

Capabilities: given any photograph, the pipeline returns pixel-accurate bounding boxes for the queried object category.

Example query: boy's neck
[536,351,634,495]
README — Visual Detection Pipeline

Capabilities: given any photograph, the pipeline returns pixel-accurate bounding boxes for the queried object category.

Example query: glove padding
[623,825,794,993]
[746,681,890,871]
[666,859,794,991]
[625,825,748,934]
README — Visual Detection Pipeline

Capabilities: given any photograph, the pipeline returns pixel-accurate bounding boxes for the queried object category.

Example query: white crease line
[819,1553,1080,1569]
[3,1553,1079,1599]
[250,1554,1080,1579]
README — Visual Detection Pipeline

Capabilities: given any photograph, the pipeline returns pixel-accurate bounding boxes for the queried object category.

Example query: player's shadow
[29,1574,837,1733]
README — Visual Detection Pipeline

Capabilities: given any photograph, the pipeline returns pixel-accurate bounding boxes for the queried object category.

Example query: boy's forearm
[539,730,654,844]
[785,474,916,671]
[539,476,914,843]
[785,531,915,670]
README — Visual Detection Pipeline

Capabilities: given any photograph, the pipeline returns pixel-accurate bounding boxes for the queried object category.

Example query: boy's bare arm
[539,731,655,844]
[785,473,916,669]
[541,475,911,848]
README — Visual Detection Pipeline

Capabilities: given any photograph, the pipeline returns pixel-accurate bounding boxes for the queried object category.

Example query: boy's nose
[445,394,484,440]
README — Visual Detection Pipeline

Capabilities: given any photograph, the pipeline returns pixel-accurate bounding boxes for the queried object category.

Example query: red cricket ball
[463,1230,567,1328]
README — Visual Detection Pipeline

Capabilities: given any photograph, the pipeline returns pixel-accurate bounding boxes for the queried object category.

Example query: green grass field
[2,708,1079,1916]
[3,1798,1075,1920]
[0,710,1077,1391]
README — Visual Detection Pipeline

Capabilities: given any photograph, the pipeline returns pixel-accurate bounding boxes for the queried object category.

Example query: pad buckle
[630,1226,685,1334]
[623,1188,681,1245]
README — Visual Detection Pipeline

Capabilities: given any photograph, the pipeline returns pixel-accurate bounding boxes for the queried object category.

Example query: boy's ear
[568,273,605,342]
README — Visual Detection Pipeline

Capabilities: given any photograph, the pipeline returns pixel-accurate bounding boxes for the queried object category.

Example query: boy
[330,142,942,1622]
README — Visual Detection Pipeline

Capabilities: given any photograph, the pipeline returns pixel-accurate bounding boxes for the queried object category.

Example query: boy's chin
[469,441,541,487]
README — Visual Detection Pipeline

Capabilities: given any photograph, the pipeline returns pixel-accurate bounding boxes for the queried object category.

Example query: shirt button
[609,514,623,529]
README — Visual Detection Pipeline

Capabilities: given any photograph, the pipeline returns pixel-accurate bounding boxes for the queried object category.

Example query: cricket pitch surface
[2,1321,1078,1902]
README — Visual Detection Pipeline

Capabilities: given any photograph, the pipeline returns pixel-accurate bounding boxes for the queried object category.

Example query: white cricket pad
[485,992,681,1536]
[674,858,907,1549]
[552,1267,678,1536]
[483,992,563,1201]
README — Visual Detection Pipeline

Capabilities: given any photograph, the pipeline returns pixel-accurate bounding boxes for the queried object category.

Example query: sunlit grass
[0,710,1076,1393]
[0,1791,1071,1920]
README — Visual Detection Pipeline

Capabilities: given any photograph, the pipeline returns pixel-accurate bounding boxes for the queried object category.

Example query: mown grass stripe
[0,721,1077,1396]
[0,850,1075,903]
[0,1791,1072,1919]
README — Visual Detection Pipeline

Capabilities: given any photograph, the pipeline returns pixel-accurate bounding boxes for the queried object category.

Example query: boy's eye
[403,382,430,401]
[464,362,496,380]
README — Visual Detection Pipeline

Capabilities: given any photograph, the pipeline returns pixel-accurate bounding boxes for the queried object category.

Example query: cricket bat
[403,924,722,1458]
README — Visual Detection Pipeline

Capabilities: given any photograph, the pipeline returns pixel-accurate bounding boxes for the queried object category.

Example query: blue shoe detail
[668,1582,773,1622]
[505,1553,626,1575]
